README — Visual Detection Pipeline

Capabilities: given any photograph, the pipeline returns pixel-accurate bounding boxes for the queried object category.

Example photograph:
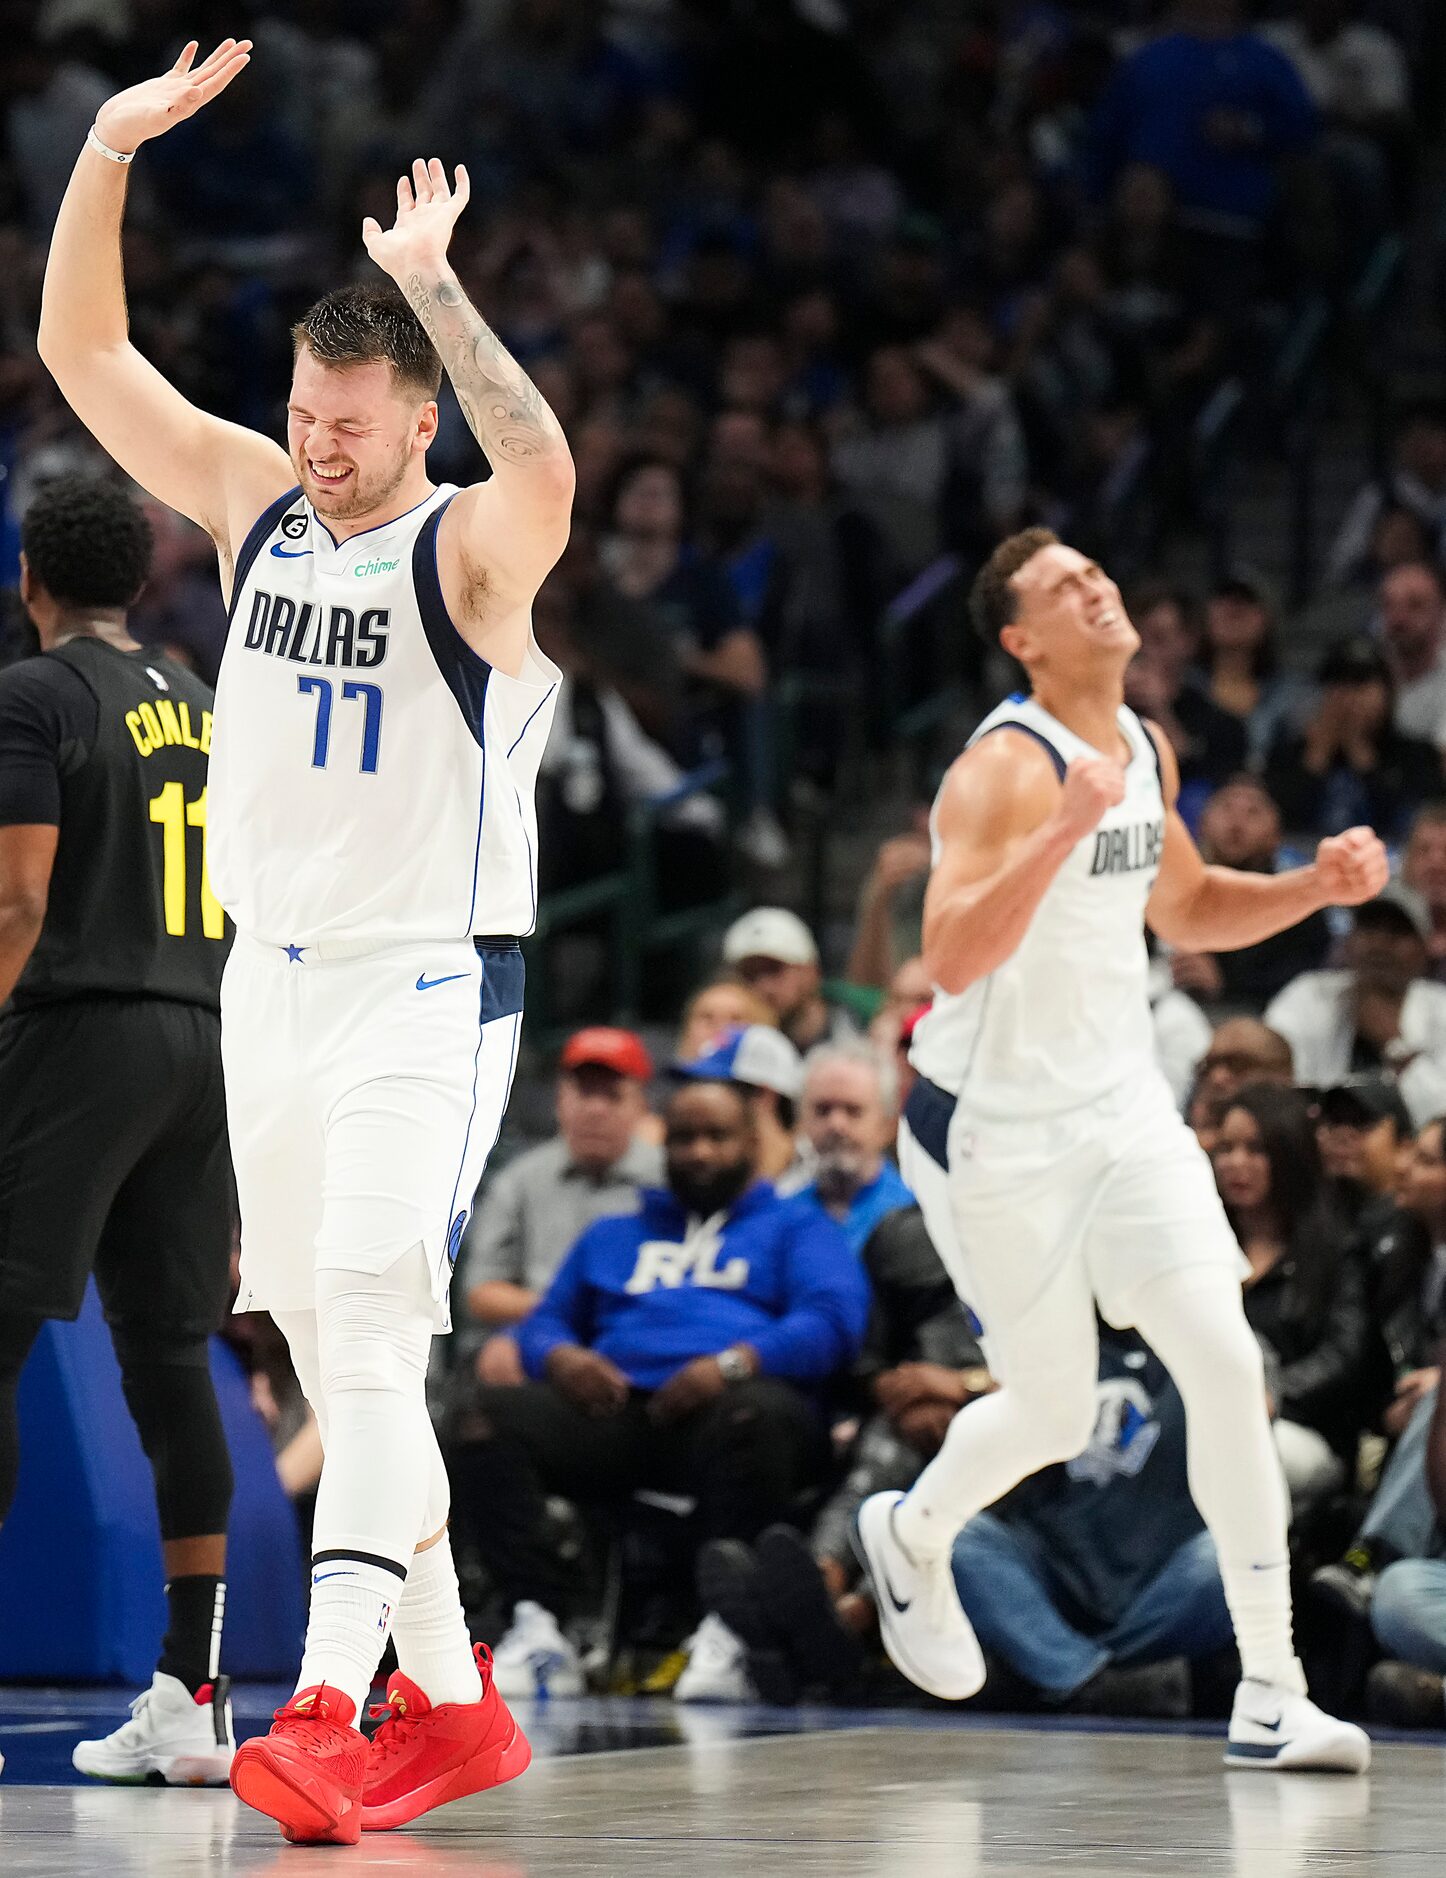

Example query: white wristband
[86,125,135,165]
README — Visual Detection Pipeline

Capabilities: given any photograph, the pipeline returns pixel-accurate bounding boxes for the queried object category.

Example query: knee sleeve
[309,1252,439,1568]
[118,1340,235,1541]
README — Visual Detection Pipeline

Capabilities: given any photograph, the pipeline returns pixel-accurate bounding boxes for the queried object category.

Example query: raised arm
[922,733,1124,997]
[363,160,575,674]
[37,40,293,581]
[1145,723,1388,950]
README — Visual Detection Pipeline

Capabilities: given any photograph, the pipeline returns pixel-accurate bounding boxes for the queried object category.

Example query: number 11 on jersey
[298,676,383,774]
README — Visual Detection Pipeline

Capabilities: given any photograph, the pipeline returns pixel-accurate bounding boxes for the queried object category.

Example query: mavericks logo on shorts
[447,1211,468,1266]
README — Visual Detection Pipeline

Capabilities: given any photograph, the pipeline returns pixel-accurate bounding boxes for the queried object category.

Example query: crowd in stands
[6,0,1446,1733]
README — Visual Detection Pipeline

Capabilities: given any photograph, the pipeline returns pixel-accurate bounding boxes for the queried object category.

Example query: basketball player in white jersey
[39,40,570,1840]
[857,528,1386,1772]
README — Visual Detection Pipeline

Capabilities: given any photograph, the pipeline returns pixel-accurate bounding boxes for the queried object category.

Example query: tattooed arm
[365,160,575,671]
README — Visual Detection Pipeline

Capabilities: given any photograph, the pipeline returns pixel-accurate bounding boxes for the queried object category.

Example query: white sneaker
[72,1672,234,1785]
[1226,1662,1371,1773]
[853,1491,985,1701]
[489,1601,584,1699]
[674,1615,758,1704]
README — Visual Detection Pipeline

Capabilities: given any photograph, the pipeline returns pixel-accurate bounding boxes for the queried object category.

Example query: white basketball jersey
[910,694,1166,1119]
[208,484,560,945]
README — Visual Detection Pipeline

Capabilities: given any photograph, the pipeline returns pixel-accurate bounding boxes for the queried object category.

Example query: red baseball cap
[560,1026,654,1081]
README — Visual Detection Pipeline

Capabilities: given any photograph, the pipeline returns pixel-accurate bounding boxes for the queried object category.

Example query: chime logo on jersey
[241,589,390,669]
[1089,818,1165,877]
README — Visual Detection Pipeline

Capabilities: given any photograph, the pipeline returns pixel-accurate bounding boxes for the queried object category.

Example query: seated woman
[1213,1084,1382,1511]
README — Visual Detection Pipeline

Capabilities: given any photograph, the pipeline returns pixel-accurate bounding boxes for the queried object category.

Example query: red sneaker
[230,1685,367,1845]
[362,1644,531,1831]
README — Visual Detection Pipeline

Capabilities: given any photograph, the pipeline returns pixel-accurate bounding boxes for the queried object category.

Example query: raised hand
[362,159,471,284]
[1053,754,1126,844]
[93,38,252,157]
[1314,826,1390,907]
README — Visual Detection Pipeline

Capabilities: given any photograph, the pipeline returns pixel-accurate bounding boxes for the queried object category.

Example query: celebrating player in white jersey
[39,39,570,1841]
[856,527,1387,1773]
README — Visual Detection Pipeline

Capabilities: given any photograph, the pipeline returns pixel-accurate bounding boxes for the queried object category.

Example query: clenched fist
[1314,827,1390,907]
[1053,755,1126,844]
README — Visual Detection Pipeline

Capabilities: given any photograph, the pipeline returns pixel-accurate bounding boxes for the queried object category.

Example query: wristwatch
[716,1346,752,1384]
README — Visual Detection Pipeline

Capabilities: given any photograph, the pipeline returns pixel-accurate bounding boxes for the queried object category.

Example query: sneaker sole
[851,1496,984,1702]
[231,1742,362,1844]
[362,1718,532,1831]
[72,1750,234,1787]
[1224,1730,1372,1775]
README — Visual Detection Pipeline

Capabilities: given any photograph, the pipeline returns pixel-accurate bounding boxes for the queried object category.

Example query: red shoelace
[366,1693,425,1768]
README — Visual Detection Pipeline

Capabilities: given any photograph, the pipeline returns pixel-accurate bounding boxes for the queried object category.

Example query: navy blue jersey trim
[227,485,301,625]
[413,496,492,749]
[903,1075,957,1172]
[313,486,439,552]
[1138,716,1166,791]
[974,719,1068,782]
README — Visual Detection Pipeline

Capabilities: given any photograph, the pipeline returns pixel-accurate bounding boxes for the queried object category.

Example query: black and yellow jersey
[0,637,228,1012]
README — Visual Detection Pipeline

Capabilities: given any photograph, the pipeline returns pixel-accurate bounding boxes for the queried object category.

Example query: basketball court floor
[0,1689,1441,1875]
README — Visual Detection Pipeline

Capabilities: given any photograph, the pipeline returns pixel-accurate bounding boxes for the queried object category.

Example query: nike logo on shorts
[271,544,312,558]
[416,972,468,991]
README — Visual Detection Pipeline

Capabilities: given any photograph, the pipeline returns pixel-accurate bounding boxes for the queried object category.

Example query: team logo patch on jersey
[281,512,308,540]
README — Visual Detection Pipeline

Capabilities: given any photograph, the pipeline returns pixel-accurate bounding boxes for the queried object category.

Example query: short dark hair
[22,475,152,609]
[291,282,442,400]
[968,527,1060,647]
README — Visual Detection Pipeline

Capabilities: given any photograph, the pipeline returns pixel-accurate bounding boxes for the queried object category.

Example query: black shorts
[0,997,232,1334]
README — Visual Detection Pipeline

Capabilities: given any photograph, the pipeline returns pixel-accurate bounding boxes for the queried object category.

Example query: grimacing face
[286,350,435,523]
[1003,543,1140,674]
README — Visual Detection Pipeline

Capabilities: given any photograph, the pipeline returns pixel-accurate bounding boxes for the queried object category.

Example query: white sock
[297,1555,405,1719]
[392,1531,483,1707]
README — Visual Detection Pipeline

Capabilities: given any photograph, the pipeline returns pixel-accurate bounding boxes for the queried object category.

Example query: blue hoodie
[517,1181,869,1391]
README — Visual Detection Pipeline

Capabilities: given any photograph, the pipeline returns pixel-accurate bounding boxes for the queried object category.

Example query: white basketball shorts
[222,932,524,1329]
[898,1067,1248,1385]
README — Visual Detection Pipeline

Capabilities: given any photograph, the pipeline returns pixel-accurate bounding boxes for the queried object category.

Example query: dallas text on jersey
[1089,817,1166,878]
[241,590,390,670]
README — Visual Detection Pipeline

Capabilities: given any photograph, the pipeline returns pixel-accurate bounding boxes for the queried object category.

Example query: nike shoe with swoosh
[852,1491,984,1700]
[1226,1662,1371,1772]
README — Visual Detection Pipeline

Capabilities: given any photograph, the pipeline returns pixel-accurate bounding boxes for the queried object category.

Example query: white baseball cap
[721,906,819,968]
[672,1024,805,1101]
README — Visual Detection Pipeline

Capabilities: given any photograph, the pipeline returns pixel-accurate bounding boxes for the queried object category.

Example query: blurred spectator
[683,1201,988,1704]
[721,906,860,1052]
[1188,1016,1296,1151]
[1125,582,1247,815]
[1148,950,1212,1109]
[1262,636,1442,842]
[867,955,933,1062]
[1365,1370,1446,1728]
[1377,562,1446,752]
[460,1029,661,1386]
[1195,569,1299,766]
[1216,1084,1375,1507]
[830,345,955,572]
[798,1043,911,1258]
[1168,775,1331,1011]
[1328,407,1446,588]
[945,1328,1232,1717]
[1085,1,1318,247]
[1316,1074,1414,1225]
[4,31,112,237]
[1402,802,1446,980]
[846,819,932,989]
[1374,1120,1446,1429]
[1265,884,1446,1127]
[534,586,726,909]
[126,499,228,684]
[675,974,776,1061]
[451,1076,867,1699]
[673,1023,810,1195]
